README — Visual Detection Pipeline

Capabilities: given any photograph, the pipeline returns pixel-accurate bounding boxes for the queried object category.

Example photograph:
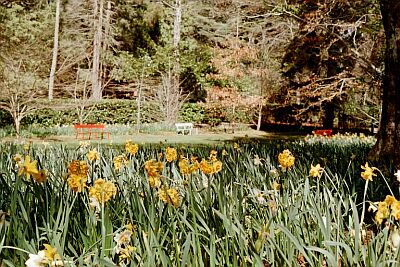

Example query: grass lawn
[0,128,306,146]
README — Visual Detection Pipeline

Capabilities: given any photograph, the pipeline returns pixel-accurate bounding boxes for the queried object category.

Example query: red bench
[74,124,110,140]
[313,129,333,136]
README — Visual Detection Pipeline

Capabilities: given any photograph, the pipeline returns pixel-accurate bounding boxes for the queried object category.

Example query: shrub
[179,103,205,123]
[20,100,160,127]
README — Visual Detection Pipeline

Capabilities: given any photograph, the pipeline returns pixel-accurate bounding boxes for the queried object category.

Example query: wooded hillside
[0,0,383,129]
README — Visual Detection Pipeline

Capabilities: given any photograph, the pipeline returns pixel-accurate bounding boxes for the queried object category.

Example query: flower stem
[101,201,105,259]
[360,180,369,227]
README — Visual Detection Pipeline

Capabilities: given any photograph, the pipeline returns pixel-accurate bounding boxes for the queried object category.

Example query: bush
[179,103,205,123]
[20,100,160,127]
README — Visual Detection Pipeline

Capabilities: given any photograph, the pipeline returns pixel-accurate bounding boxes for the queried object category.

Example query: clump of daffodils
[88,178,117,204]
[372,195,400,224]
[361,162,377,181]
[278,149,295,170]
[158,186,181,208]
[199,150,222,175]
[165,147,177,162]
[125,140,139,156]
[144,159,164,188]
[113,154,129,172]
[66,160,88,192]
[25,244,62,267]
[15,155,47,183]
[178,156,200,175]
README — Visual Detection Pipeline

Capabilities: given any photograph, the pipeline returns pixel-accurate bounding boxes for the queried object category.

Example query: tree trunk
[172,0,181,100]
[322,102,335,129]
[48,0,61,100]
[257,101,262,131]
[91,0,103,100]
[370,0,400,168]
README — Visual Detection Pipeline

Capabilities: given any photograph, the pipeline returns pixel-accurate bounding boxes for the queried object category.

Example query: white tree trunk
[172,0,182,119]
[48,0,61,100]
[91,0,103,100]
[173,0,182,50]
[257,101,262,131]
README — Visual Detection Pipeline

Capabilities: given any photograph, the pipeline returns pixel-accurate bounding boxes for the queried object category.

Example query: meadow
[1,133,399,266]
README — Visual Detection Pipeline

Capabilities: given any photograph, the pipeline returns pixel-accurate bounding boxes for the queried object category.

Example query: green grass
[1,135,399,266]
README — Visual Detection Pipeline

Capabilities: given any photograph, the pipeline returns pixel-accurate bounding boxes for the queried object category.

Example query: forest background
[0,0,383,135]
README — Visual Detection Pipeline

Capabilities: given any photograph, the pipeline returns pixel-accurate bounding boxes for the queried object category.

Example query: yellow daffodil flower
[89,178,117,203]
[18,155,40,180]
[278,149,295,170]
[309,164,323,178]
[125,140,139,156]
[166,147,177,162]
[87,149,100,161]
[158,186,181,208]
[361,162,377,181]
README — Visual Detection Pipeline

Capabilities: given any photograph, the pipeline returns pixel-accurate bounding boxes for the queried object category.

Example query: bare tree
[0,62,41,137]
[151,69,187,124]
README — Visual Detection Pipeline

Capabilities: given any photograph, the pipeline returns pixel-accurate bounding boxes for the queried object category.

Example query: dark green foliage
[20,100,160,127]
[0,109,12,126]
[114,0,162,56]
[179,103,205,123]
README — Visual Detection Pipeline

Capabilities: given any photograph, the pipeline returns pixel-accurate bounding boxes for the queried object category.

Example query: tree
[48,0,61,100]
[0,62,41,136]
[91,0,103,100]
[280,0,382,128]
[370,0,400,169]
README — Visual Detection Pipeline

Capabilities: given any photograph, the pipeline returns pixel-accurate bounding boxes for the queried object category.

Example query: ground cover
[1,133,399,266]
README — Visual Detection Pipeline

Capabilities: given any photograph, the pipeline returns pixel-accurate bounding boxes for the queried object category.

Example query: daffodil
[114,229,133,253]
[32,170,47,183]
[18,155,39,180]
[395,170,400,182]
[253,155,263,165]
[89,197,101,214]
[118,245,136,265]
[178,156,199,175]
[252,189,266,205]
[67,174,87,192]
[114,155,129,172]
[391,200,400,221]
[67,160,88,192]
[13,153,23,164]
[89,178,117,203]
[79,141,90,148]
[87,149,100,161]
[391,229,400,250]
[199,153,222,175]
[43,244,61,262]
[68,160,88,177]
[25,251,46,267]
[165,147,177,162]
[144,159,163,178]
[272,181,281,191]
[25,244,61,267]
[361,162,377,181]
[309,164,323,178]
[158,186,181,208]
[278,149,295,170]
[125,141,139,156]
